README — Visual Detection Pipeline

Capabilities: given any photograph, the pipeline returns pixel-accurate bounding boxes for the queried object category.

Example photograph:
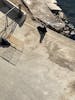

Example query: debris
[21,0,65,31]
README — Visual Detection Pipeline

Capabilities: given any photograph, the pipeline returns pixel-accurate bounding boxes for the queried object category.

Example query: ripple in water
[57,0,75,26]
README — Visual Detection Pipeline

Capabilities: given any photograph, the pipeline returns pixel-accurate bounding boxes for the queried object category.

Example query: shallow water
[57,0,75,26]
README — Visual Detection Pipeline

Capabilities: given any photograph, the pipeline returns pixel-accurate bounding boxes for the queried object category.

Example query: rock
[59,11,64,19]
[70,31,75,35]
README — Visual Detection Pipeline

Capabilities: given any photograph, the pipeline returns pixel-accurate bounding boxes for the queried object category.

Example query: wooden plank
[7,34,24,51]
[0,46,22,65]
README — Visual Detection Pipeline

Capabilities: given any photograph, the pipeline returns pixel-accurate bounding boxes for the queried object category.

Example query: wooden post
[18,4,22,18]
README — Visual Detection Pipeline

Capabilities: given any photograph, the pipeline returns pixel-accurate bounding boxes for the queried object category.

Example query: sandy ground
[0,0,75,100]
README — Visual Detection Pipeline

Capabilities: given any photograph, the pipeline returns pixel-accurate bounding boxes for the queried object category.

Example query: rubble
[21,0,75,39]
[21,0,65,31]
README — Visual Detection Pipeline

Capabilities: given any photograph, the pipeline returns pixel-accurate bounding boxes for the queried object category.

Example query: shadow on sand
[37,26,47,43]
[0,38,10,48]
